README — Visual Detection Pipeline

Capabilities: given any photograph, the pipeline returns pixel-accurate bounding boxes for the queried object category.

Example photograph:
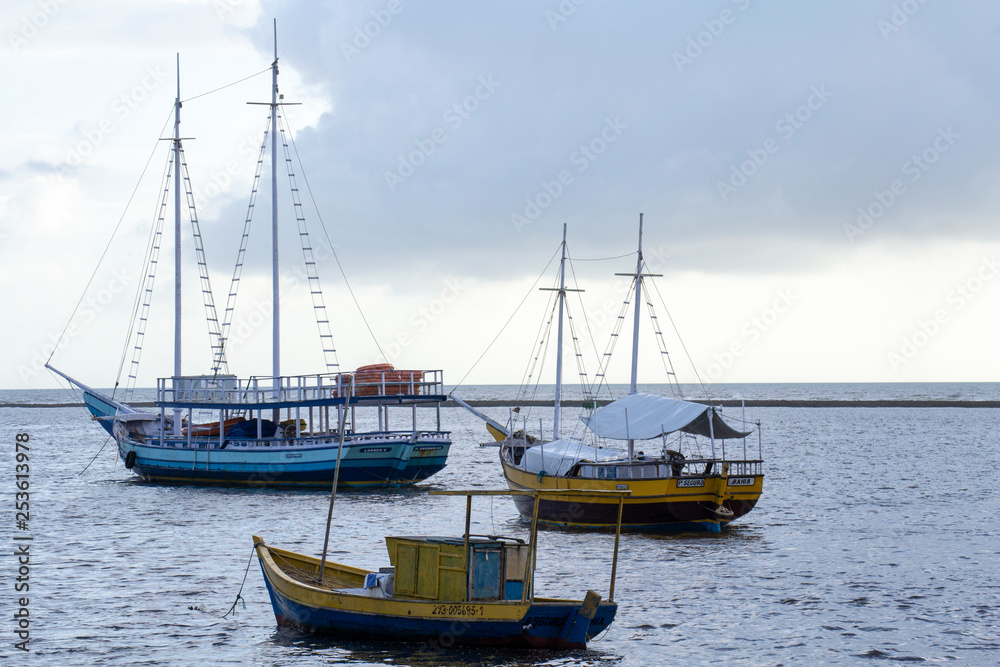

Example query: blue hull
[84,391,451,488]
[259,564,617,649]
[128,457,447,488]
[83,392,118,436]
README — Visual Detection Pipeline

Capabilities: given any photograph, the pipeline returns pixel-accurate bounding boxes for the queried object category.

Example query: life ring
[353,363,423,396]
[124,450,137,469]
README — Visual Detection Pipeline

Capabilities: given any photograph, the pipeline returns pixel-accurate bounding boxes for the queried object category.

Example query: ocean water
[1,384,998,665]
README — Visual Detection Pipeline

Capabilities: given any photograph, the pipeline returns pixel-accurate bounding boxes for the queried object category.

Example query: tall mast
[613,214,647,458]
[172,54,182,435]
[270,20,280,381]
[627,214,644,458]
[538,224,582,442]
[629,213,643,396]
[553,223,568,440]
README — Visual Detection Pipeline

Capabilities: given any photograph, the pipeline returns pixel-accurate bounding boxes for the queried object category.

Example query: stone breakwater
[442,399,1000,408]
[6,400,1000,408]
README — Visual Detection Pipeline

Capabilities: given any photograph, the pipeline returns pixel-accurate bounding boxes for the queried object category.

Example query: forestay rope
[120,149,172,400]
[639,270,681,398]
[179,147,228,375]
[448,245,561,392]
[277,111,339,372]
[285,114,386,364]
[217,116,270,373]
[588,277,634,403]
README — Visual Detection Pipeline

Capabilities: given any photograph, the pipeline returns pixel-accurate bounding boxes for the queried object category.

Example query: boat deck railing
[156,370,445,405]
[576,458,763,480]
[723,459,764,476]
[151,428,451,450]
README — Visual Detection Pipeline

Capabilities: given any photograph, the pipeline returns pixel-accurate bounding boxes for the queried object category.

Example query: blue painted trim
[83,393,117,436]
[259,564,616,648]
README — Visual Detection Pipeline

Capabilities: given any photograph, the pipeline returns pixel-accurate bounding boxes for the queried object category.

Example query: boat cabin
[384,536,531,602]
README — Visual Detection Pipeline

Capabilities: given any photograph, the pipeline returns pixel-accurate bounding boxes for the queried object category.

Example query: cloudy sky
[4,0,1000,391]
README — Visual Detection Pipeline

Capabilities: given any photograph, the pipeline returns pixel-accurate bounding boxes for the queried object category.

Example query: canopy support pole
[708,407,716,459]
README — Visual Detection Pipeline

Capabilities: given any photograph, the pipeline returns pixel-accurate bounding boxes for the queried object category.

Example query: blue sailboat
[48,28,451,488]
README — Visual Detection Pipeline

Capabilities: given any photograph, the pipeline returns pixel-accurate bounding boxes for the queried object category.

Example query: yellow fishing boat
[456,217,764,532]
[254,489,627,648]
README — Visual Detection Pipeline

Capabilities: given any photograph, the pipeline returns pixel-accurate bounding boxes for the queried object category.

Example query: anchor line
[222,545,256,619]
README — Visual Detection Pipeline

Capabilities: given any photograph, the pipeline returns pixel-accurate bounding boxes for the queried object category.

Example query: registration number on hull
[431,604,484,617]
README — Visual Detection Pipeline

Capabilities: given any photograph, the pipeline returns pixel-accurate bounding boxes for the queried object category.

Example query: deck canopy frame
[428,488,630,602]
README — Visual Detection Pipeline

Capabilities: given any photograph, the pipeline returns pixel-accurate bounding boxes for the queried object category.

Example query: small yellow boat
[254,489,628,648]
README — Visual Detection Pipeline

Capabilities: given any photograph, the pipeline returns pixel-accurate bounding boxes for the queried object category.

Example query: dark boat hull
[502,459,762,533]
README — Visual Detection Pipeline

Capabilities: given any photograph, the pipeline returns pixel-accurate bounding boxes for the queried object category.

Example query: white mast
[539,224,582,442]
[553,223,568,440]
[629,213,643,396]
[613,213,647,458]
[172,54,182,435]
[626,214,644,458]
[270,20,280,383]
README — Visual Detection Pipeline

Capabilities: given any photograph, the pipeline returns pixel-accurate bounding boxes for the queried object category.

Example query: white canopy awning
[581,392,750,440]
[521,439,623,475]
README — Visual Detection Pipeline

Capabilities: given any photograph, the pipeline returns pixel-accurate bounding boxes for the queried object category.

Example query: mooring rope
[222,545,256,619]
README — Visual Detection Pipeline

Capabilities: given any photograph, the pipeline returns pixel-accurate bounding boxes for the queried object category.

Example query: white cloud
[5,1,1000,388]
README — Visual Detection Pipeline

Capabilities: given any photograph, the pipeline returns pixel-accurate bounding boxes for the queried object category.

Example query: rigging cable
[521,296,558,414]
[218,115,271,366]
[450,244,561,392]
[277,112,339,372]
[517,271,559,401]
[114,147,174,397]
[569,251,636,262]
[588,275,636,401]
[566,248,606,399]
[182,67,271,103]
[648,277,708,398]
[283,114,389,364]
[47,105,175,369]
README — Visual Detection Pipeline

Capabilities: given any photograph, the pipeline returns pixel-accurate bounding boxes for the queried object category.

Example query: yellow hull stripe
[501,460,763,504]
[254,538,534,622]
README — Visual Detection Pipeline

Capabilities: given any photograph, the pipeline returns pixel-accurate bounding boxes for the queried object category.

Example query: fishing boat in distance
[456,218,763,532]
[46,26,451,488]
[253,488,627,648]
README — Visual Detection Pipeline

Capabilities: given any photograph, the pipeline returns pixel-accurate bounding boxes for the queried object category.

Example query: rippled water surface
[1,387,999,665]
